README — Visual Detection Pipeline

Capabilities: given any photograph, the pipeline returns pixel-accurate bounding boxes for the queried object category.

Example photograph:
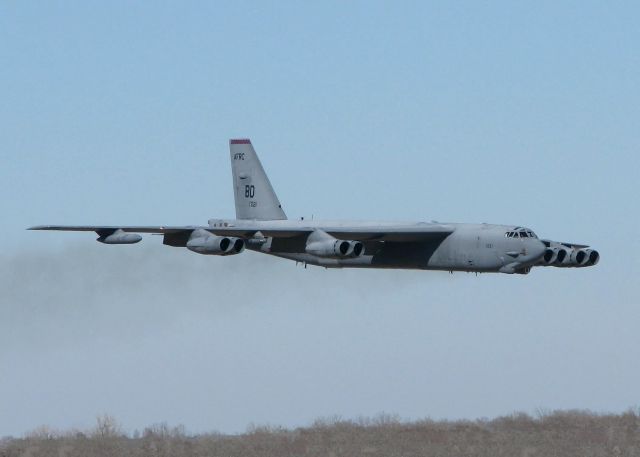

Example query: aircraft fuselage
[207,219,547,274]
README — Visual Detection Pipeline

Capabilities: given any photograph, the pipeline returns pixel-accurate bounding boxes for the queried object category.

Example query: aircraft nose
[528,240,546,261]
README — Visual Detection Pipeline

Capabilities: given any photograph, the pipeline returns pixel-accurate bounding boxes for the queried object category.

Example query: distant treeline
[2,410,639,457]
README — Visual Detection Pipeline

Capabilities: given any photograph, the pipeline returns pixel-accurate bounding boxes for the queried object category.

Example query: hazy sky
[1,1,639,437]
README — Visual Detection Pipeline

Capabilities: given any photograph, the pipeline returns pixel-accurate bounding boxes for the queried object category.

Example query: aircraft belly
[253,231,503,272]
[260,237,448,270]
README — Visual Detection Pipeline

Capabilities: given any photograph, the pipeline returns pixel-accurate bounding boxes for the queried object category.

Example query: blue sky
[1,1,639,436]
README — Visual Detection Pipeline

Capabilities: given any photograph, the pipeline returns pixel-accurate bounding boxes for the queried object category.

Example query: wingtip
[230,138,251,145]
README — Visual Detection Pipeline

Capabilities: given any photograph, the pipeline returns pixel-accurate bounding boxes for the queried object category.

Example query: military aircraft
[30,139,599,274]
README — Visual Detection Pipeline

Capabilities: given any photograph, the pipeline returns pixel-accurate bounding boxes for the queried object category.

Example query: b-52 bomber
[31,139,599,274]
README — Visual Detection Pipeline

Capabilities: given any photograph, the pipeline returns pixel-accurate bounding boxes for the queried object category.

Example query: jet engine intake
[540,248,558,265]
[541,244,600,268]
[186,229,245,255]
[586,249,600,266]
[306,237,364,259]
[571,248,599,267]
[570,248,592,266]
[554,248,572,266]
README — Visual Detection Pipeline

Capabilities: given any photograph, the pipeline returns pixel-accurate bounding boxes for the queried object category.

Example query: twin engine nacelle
[186,229,245,256]
[540,247,599,267]
[306,238,364,259]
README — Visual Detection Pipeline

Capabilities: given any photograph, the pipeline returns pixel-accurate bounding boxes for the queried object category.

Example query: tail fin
[229,139,287,220]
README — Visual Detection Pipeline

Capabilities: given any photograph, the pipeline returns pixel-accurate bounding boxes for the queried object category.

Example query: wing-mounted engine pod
[232,238,245,254]
[571,248,591,266]
[305,230,364,259]
[543,244,599,268]
[571,248,599,267]
[554,248,572,267]
[335,240,364,257]
[186,229,245,255]
[352,241,364,257]
[307,239,365,258]
[540,247,559,265]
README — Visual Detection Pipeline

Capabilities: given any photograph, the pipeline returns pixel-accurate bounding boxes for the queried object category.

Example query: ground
[2,410,639,457]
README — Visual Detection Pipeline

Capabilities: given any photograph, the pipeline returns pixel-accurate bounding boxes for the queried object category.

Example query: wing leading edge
[28,225,192,234]
[28,224,455,242]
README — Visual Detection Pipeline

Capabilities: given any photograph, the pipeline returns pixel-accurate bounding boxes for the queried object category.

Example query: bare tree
[92,414,122,438]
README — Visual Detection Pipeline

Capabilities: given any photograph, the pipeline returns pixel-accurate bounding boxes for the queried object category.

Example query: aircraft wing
[29,224,455,242]
[29,225,194,234]
[542,238,590,249]
[227,225,455,242]
[559,241,590,249]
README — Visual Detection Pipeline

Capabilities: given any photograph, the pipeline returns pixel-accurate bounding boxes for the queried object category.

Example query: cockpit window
[505,228,538,239]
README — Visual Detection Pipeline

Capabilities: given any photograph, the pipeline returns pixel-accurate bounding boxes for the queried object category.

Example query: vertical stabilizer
[229,139,287,220]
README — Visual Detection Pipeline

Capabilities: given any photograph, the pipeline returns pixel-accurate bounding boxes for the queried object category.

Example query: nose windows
[505,228,538,239]
[505,232,525,238]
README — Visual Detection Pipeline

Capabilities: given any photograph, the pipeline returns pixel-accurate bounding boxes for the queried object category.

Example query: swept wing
[29,224,454,242]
